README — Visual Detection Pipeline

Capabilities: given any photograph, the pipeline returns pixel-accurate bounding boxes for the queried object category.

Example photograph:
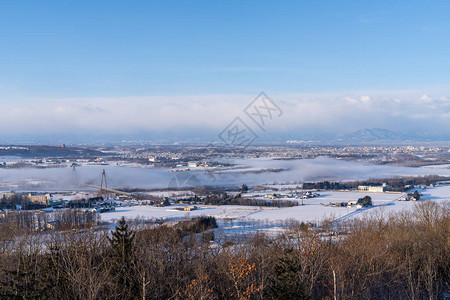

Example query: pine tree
[0,254,52,299]
[108,216,135,262]
[108,216,138,299]
[268,249,312,300]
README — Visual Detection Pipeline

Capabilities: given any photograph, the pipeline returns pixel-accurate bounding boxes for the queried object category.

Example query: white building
[358,185,385,193]
[188,162,199,168]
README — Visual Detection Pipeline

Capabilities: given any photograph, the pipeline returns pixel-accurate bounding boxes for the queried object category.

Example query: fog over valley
[2,157,450,191]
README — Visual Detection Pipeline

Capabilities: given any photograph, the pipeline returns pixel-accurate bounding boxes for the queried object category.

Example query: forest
[0,201,448,299]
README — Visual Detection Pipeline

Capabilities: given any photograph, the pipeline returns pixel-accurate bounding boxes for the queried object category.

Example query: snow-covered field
[100,205,276,222]
[350,185,450,220]
[100,185,450,225]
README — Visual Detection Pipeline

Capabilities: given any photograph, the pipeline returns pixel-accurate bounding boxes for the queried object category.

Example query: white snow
[144,190,195,198]
[100,205,274,222]
[100,186,449,226]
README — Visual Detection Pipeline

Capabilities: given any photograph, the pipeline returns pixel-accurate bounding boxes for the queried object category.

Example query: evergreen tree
[268,249,312,300]
[0,255,52,299]
[357,195,373,207]
[108,217,138,299]
[108,216,135,261]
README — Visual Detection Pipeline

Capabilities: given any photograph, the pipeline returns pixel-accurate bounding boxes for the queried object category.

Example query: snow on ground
[244,205,357,224]
[317,191,400,205]
[101,205,274,222]
[100,185,450,225]
[421,185,450,201]
[339,185,450,221]
[246,191,400,223]
[245,190,400,205]
[144,190,194,198]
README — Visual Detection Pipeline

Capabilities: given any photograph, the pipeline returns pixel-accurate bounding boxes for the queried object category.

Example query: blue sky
[0,1,450,142]
[1,0,449,97]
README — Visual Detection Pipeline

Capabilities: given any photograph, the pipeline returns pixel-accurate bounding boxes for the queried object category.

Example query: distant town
[2,143,450,170]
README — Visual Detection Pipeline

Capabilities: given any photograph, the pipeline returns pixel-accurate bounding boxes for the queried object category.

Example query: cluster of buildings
[107,144,450,169]
[398,192,421,201]
[187,161,208,168]
[264,191,319,200]
[330,200,365,209]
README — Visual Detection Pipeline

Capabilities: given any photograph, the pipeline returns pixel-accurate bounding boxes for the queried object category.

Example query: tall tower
[100,169,108,199]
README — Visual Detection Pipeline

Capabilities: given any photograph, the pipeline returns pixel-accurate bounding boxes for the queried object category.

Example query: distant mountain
[338,128,404,142]
[0,145,108,158]
[284,128,448,145]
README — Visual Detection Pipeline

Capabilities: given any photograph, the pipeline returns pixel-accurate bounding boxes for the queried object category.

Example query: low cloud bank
[1,89,450,140]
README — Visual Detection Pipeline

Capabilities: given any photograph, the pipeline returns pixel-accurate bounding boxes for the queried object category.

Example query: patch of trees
[0,202,448,299]
[53,209,100,230]
[0,209,99,232]
[229,197,298,208]
[193,185,233,196]
[303,181,346,190]
[303,175,450,192]
[0,145,107,158]
[203,193,298,207]
[357,195,373,207]
[173,216,218,238]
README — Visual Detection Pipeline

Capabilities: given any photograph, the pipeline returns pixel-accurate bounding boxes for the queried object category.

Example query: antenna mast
[100,169,108,198]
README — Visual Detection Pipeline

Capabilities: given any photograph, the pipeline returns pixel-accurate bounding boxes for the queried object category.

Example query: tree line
[0,201,448,299]
[0,209,99,232]
[302,175,450,192]
[203,193,298,208]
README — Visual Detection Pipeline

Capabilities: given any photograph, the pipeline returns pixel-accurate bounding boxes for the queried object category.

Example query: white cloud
[420,94,433,103]
[0,89,450,139]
